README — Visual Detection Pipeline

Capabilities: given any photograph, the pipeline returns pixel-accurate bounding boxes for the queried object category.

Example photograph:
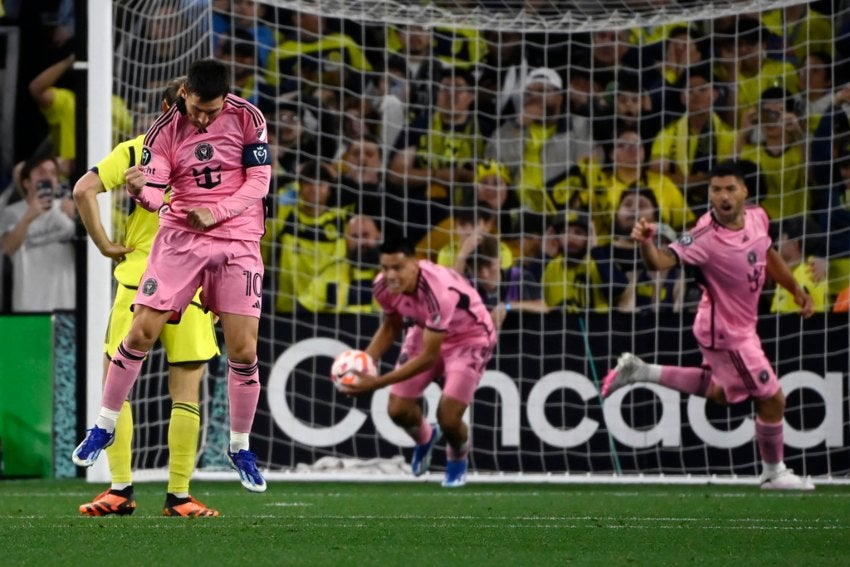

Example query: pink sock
[408,419,432,445]
[660,366,711,396]
[228,359,260,434]
[756,417,784,464]
[102,341,147,411]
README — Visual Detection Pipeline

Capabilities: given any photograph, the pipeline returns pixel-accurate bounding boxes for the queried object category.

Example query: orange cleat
[163,495,220,517]
[79,488,136,516]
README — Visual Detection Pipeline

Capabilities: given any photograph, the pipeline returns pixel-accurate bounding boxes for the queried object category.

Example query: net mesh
[100,0,850,482]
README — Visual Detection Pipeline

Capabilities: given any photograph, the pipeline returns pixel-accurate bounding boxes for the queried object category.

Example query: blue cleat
[442,458,468,488]
[227,449,267,493]
[411,423,442,477]
[72,426,115,467]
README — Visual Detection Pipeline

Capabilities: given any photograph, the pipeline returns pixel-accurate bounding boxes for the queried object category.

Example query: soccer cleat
[760,464,816,491]
[442,459,468,488]
[601,353,651,398]
[227,449,267,493]
[163,495,220,517]
[411,424,442,477]
[71,425,115,467]
[79,487,136,517]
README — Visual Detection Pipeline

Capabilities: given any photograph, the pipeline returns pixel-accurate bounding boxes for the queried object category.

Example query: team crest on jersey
[141,148,152,166]
[747,251,757,265]
[142,278,158,296]
[256,127,267,142]
[678,233,694,246]
[195,143,214,161]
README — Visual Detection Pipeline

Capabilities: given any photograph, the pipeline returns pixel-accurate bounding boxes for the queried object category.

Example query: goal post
[85,0,850,484]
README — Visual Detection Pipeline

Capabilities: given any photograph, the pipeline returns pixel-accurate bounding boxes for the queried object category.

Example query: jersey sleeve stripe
[145,105,179,147]
[226,94,264,127]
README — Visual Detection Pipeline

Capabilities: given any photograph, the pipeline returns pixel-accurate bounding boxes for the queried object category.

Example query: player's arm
[632,218,678,271]
[766,246,814,318]
[73,170,134,261]
[343,322,444,396]
[198,160,271,229]
[363,311,404,362]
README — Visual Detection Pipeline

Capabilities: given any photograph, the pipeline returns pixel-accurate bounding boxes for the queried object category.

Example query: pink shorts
[390,326,495,405]
[135,226,264,318]
[700,336,779,404]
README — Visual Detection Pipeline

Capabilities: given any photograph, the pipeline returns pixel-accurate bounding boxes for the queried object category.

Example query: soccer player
[340,236,497,487]
[601,161,816,491]
[72,59,272,493]
[72,77,219,517]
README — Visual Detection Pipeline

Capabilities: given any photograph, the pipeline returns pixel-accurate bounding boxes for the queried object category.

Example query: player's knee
[436,406,464,433]
[226,346,257,365]
[757,390,786,421]
[387,397,418,426]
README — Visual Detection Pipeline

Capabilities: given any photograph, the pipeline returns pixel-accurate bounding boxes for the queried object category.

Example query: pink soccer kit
[668,206,779,402]
[373,260,497,404]
[101,94,271,433]
[134,93,271,317]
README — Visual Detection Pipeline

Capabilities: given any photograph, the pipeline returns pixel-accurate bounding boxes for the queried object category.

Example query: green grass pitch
[1,479,848,566]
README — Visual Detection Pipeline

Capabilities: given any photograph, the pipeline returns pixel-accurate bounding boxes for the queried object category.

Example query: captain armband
[242,143,272,168]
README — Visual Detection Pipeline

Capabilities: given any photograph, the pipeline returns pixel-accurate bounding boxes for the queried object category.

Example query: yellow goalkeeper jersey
[95,134,168,287]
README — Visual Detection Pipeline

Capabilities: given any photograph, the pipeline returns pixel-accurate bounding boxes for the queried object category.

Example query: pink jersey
[373,260,496,347]
[141,93,271,240]
[668,205,772,350]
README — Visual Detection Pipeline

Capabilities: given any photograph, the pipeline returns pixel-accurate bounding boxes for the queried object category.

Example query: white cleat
[760,464,815,491]
[601,353,651,398]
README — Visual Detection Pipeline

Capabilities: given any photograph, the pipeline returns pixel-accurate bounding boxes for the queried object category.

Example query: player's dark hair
[379,235,416,257]
[186,59,229,101]
[161,76,187,107]
[710,160,747,183]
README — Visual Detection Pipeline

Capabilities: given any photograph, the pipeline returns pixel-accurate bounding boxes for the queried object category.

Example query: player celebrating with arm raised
[72,77,221,517]
[341,236,497,487]
[73,59,272,493]
[601,161,815,490]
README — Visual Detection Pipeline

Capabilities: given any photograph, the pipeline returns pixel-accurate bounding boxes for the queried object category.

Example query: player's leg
[78,362,136,517]
[755,388,814,490]
[438,341,492,488]
[388,393,442,476]
[80,284,139,515]
[388,330,443,476]
[602,352,711,399]
[159,298,221,515]
[161,363,218,516]
[718,340,814,490]
[218,312,266,493]
[72,305,173,467]
[436,395,470,488]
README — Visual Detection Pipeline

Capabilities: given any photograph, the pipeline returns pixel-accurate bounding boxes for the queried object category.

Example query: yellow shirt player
[71,77,220,518]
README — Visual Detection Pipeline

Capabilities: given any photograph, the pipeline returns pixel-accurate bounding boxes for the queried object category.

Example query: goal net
[91,0,850,484]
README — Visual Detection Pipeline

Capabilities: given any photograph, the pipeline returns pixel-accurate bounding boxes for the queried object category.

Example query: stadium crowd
[2,0,850,318]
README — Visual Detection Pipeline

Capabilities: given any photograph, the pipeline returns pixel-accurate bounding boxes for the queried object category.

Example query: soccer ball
[330,349,377,389]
